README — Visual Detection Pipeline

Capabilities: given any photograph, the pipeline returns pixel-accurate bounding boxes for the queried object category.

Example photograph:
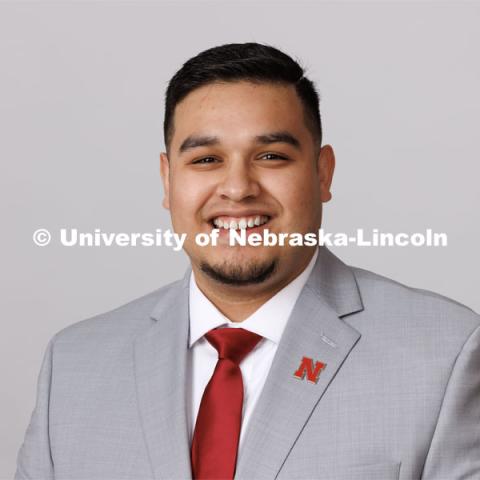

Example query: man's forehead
[180,80,295,101]
[175,81,300,117]
[170,81,310,154]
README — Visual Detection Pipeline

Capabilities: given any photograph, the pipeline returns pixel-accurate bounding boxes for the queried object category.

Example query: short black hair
[163,42,322,155]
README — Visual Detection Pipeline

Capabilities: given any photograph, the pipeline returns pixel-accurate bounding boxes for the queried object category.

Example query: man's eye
[261,153,288,160]
[191,154,287,164]
[192,157,217,164]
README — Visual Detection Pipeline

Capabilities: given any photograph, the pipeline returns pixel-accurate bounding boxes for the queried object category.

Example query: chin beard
[199,258,277,286]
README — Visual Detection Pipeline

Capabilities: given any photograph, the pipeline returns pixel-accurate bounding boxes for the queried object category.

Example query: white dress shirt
[186,248,318,453]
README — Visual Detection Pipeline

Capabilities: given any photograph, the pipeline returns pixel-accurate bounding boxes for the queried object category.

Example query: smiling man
[160,78,333,321]
[16,43,480,480]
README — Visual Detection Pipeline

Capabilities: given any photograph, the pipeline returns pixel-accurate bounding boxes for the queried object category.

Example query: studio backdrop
[1,1,479,478]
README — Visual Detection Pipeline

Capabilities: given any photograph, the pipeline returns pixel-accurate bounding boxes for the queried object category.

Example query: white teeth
[212,215,270,229]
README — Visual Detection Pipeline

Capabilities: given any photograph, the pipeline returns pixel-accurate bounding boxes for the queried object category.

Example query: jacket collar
[136,246,364,479]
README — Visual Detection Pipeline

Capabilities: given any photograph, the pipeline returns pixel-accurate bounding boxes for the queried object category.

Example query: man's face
[160,81,334,291]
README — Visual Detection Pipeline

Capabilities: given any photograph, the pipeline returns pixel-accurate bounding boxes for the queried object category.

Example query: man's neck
[192,252,316,322]
[194,282,282,323]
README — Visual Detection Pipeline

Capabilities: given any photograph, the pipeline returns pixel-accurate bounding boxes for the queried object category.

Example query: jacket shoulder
[350,265,480,333]
[50,277,185,345]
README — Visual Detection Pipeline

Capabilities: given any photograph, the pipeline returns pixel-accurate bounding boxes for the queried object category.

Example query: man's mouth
[209,215,271,231]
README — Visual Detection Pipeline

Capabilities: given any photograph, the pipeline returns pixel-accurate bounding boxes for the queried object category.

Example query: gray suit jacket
[15,247,480,480]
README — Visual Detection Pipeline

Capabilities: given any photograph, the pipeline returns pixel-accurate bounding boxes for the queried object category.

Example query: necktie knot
[205,327,263,365]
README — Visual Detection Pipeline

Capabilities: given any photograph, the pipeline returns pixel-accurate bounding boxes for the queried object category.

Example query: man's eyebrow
[178,135,219,154]
[254,131,301,150]
[178,131,302,154]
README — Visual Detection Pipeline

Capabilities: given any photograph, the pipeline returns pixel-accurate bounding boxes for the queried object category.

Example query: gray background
[1,1,479,477]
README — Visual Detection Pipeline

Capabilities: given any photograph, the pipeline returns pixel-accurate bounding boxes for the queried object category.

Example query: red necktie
[191,327,263,480]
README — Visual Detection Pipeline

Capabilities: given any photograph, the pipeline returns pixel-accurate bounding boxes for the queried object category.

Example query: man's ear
[317,144,335,203]
[159,152,170,210]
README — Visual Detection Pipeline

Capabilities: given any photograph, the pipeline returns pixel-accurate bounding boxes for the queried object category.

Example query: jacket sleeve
[422,323,480,479]
[15,336,55,480]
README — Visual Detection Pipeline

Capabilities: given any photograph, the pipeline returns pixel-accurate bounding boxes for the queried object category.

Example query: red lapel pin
[293,356,327,384]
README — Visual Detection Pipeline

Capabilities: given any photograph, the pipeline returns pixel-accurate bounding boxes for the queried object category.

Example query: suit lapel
[133,247,363,480]
[235,247,364,479]
[133,267,192,480]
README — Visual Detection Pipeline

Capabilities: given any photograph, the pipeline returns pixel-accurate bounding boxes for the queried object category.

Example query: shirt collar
[188,248,318,347]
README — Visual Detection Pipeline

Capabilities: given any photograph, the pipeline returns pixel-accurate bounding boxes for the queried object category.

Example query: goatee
[199,259,277,286]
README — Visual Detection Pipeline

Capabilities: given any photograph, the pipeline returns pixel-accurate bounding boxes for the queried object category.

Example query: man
[16,43,480,480]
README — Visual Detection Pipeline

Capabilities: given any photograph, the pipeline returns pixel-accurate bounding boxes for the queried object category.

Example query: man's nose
[216,161,260,201]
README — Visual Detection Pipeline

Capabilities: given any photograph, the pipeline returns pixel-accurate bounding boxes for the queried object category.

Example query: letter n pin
[293,356,327,384]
